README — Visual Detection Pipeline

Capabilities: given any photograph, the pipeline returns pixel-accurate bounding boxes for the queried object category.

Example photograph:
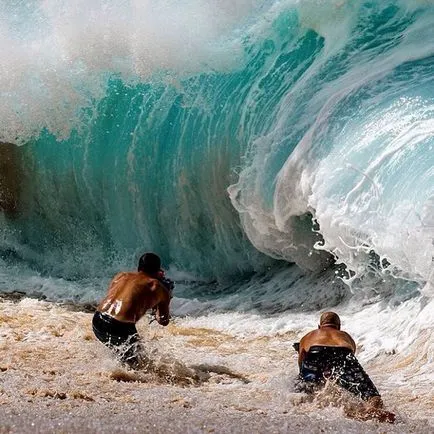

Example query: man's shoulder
[112,271,154,286]
[335,328,353,338]
[340,329,356,342]
[133,273,163,289]
[300,329,318,342]
[112,271,137,280]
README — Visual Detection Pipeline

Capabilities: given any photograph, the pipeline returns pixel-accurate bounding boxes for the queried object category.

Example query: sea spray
[0,0,432,304]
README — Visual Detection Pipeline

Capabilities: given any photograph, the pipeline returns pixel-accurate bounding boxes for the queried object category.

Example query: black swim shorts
[92,311,140,366]
[299,345,380,401]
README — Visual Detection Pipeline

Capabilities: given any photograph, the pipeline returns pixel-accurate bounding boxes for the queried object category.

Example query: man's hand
[149,311,170,326]
[157,313,170,326]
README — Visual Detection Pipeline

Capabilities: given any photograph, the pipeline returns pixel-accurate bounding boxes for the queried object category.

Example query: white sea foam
[1,296,432,431]
[0,4,433,428]
[0,0,263,143]
[230,2,434,286]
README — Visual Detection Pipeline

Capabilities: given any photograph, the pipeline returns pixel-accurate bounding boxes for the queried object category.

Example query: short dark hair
[138,252,161,274]
[320,311,341,328]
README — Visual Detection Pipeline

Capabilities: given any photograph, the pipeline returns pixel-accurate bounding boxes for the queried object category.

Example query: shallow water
[0,297,432,433]
[1,2,433,431]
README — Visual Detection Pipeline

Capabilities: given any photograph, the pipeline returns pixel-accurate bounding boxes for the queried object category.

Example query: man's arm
[298,348,306,370]
[298,333,310,370]
[154,282,171,326]
[155,299,170,326]
[344,332,357,353]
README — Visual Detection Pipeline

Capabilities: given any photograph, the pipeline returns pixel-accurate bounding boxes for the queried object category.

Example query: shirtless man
[92,252,172,367]
[296,312,395,423]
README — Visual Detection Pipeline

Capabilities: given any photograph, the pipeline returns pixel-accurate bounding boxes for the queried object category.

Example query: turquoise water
[0,0,432,302]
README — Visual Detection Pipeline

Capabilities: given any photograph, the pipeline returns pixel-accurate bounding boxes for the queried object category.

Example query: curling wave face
[0,0,432,299]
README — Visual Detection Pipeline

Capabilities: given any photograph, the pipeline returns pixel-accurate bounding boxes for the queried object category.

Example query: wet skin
[298,325,356,369]
[298,324,396,423]
[97,271,170,325]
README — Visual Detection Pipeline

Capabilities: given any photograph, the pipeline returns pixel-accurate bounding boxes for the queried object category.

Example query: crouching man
[295,312,395,423]
[92,252,173,367]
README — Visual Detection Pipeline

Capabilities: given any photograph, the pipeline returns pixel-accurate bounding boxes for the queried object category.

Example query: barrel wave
[0,0,433,302]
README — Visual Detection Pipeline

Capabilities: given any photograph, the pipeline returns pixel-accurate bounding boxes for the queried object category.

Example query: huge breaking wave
[0,0,433,305]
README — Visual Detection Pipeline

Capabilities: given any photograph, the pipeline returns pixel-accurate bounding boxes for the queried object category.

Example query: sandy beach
[0,295,432,434]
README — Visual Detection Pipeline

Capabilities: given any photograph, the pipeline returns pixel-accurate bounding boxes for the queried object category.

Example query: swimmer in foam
[92,252,173,368]
[295,312,395,423]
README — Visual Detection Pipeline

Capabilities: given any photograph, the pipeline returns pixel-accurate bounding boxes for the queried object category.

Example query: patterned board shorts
[298,345,380,401]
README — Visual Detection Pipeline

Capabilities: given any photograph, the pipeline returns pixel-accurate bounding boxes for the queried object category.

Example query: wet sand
[0,296,433,433]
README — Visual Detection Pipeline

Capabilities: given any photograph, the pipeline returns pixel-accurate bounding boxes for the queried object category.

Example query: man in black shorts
[295,312,395,422]
[92,252,173,367]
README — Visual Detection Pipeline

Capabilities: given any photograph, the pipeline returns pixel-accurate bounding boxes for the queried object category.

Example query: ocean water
[0,0,433,429]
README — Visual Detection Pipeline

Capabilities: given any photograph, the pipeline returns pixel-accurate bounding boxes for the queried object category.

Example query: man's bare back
[296,312,395,423]
[92,253,173,367]
[98,271,170,325]
[299,326,356,368]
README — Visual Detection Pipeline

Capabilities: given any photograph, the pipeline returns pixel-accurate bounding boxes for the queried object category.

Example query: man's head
[138,252,161,275]
[319,311,341,330]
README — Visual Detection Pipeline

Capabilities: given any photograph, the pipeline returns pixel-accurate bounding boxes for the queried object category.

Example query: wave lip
[231,1,434,288]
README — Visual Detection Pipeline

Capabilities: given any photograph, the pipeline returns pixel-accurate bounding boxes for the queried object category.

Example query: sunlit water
[0,1,433,431]
[0,296,432,433]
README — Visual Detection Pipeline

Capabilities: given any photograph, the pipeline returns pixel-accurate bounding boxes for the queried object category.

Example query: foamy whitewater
[0,0,433,432]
